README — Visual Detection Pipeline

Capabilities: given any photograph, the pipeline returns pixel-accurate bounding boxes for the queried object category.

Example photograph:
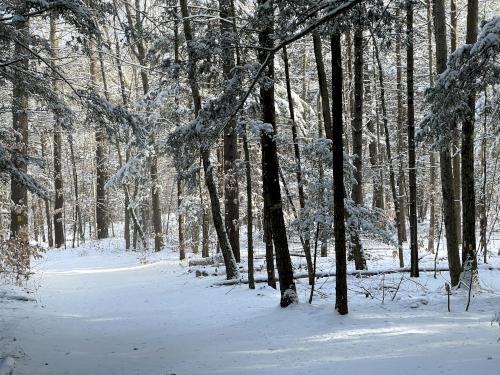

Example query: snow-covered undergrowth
[1,237,499,374]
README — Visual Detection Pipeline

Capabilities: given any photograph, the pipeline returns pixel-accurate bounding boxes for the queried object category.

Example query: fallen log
[213,266,500,286]
[188,254,224,267]
[214,267,448,285]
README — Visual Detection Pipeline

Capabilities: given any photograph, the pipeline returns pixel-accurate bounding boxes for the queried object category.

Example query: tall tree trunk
[461,0,478,270]
[199,177,210,258]
[90,50,109,239]
[259,0,296,307]
[450,0,462,246]
[125,0,163,251]
[317,95,328,257]
[243,125,255,289]
[479,111,487,263]
[283,46,313,285]
[350,27,366,270]
[407,0,419,277]
[433,0,461,286]
[151,158,163,251]
[365,62,384,210]
[41,135,54,247]
[331,33,348,315]
[312,34,333,140]
[372,37,405,268]
[68,134,84,246]
[263,194,276,288]
[179,0,238,279]
[173,6,186,259]
[426,0,436,254]
[177,180,186,260]
[111,7,131,250]
[395,11,408,243]
[10,16,29,240]
[220,0,240,262]
[50,16,65,248]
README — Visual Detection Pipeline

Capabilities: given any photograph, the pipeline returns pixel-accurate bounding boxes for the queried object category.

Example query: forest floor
[1,236,500,375]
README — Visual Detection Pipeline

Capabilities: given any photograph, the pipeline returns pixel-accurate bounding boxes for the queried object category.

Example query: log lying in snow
[214,267,449,285]
[188,254,224,267]
[214,266,500,286]
[0,357,15,375]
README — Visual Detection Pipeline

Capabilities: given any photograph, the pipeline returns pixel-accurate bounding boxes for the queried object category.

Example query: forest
[0,0,499,374]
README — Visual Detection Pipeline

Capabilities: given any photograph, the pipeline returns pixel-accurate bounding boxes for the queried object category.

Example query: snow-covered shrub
[0,238,44,285]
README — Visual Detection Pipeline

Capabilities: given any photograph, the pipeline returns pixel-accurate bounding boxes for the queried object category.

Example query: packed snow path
[2,242,500,374]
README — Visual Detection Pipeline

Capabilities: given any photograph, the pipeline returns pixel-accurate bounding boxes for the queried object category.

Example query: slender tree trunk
[177,180,186,260]
[479,120,487,262]
[317,95,328,257]
[50,16,65,248]
[202,150,239,279]
[10,16,29,240]
[331,33,348,315]
[283,46,313,285]
[450,0,462,246]
[199,177,210,258]
[426,0,436,254]
[365,62,384,210]
[173,6,186,259]
[180,0,238,279]
[461,0,478,270]
[125,0,163,251]
[312,34,333,140]
[407,0,419,278]
[433,0,461,286]
[372,37,405,268]
[263,194,276,288]
[151,158,163,251]
[41,135,54,247]
[68,134,84,245]
[220,0,240,262]
[111,9,131,250]
[243,125,255,289]
[259,0,296,306]
[395,13,408,243]
[350,27,366,270]
[89,50,109,239]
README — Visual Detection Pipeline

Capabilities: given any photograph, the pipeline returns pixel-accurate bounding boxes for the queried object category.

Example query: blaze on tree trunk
[407,0,419,278]
[331,33,348,315]
[433,0,461,286]
[50,17,65,248]
[220,0,240,263]
[10,16,29,240]
[259,0,296,307]
[350,27,366,270]
[461,0,478,270]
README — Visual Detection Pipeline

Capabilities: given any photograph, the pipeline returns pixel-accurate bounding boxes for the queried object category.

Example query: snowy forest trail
[2,241,500,375]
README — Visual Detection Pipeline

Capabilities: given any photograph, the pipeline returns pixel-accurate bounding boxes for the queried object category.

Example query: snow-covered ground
[1,237,500,374]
